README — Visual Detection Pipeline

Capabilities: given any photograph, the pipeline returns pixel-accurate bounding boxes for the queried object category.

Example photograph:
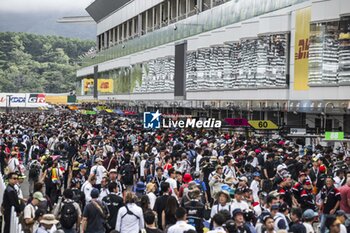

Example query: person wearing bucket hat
[211,190,231,218]
[178,173,193,199]
[209,165,224,198]
[36,214,59,233]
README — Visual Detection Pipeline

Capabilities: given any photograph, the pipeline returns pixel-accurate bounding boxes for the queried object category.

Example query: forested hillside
[0,32,95,93]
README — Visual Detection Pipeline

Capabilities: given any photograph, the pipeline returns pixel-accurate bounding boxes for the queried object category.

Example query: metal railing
[10,206,23,233]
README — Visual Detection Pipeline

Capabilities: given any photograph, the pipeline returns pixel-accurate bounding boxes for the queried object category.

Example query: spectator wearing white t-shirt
[90,158,107,189]
[23,192,45,232]
[167,207,195,233]
[140,154,147,181]
[165,168,178,197]
[250,172,261,202]
[231,189,250,211]
[7,152,19,173]
[146,183,157,209]
[81,175,96,203]
[302,209,318,233]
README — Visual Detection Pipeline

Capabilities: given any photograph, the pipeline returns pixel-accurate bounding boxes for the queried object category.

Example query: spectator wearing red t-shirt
[339,178,350,214]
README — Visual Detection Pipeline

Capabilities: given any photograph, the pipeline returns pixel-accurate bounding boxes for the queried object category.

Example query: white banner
[0,93,49,108]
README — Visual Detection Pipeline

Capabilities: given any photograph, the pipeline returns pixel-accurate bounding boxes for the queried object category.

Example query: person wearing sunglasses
[2,172,23,233]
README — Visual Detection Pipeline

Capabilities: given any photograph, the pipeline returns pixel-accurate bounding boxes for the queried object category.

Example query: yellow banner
[294,7,311,90]
[248,120,278,130]
[98,79,113,93]
[83,79,94,92]
[46,96,67,104]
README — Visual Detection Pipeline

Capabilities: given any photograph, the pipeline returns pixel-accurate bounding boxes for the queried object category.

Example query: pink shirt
[339,184,350,213]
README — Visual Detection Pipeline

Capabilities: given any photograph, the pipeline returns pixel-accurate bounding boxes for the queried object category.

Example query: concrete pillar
[132,18,135,37]
[121,23,124,41]
[104,32,107,48]
[152,7,155,30]
[168,0,171,25]
[138,14,142,36]
[176,0,179,21]
[186,0,189,17]
[145,11,148,33]
[198,0,203,12]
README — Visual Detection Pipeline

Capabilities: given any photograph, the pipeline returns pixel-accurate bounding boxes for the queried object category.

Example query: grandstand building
[77,0,350,135]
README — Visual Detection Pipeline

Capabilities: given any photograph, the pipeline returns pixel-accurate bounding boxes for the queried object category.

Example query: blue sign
[10,97,26,103]
[144,110,161,129]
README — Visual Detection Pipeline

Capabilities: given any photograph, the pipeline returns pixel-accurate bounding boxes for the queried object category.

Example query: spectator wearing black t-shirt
[263,154,276,179]
[102,182,124,233]
[144,210,163,233]
[262,154,275,193]
[289,208,306,233]
[320,177,341,233]
[153,182,170,229]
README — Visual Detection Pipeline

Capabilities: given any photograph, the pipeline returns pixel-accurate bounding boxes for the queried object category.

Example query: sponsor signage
[10,96,26,103]
[248,120,278,130]
[290,128,307,135]
[0,93,48,108]
[294,7,311,91]
[28,94,46,103]
[325,132,344,140]
[224,118,249,127]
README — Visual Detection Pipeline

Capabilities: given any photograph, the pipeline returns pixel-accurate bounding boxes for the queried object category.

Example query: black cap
[232,208,243,217]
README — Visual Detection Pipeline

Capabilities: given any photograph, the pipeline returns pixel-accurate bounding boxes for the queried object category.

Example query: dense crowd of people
[0,110,350,233]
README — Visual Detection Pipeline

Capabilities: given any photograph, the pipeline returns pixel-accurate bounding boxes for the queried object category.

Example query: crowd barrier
[0,171,24,233]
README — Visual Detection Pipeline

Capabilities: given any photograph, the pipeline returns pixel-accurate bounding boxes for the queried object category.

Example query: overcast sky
[0,0,93,12]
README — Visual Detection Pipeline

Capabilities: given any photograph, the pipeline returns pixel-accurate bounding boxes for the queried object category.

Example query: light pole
[6,95,12,114]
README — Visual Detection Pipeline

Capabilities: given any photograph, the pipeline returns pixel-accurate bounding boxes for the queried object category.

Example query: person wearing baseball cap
[292,171,307,206]
[300,179,316,212]
[91,157,107,190]
[232,208,249,232]
[231,188,250,212]
[302,209,318,233]
[250,172,261,202]
[278,203,291,230]
[316,165,328,192]
[23,191,45,232]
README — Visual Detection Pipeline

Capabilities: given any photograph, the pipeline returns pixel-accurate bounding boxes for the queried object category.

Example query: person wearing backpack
[81,188,109,233]
[28,159,41,194]
[120,155,136,191]
[23,192,46,233]
[102,182,124,233]
[54,189,81,233]
[115,191,145,233]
